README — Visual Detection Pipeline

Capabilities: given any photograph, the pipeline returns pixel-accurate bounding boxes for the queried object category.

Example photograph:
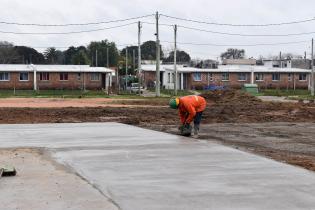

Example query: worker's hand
[184,123,191,128]
[178,124,184,131]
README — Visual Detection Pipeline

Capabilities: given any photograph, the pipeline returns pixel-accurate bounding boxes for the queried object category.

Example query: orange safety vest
[178,95,207,124]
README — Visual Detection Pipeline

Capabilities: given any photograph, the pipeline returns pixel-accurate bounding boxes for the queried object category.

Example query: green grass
[259,89,315,100]
[147,88,195,97]
[0,89,145,99]
[260,89,311,97]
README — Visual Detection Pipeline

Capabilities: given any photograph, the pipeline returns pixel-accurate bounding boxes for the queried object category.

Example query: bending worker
[169,95,207,137]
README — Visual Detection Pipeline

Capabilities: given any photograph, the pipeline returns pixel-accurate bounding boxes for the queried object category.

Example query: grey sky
[1,0,315,60]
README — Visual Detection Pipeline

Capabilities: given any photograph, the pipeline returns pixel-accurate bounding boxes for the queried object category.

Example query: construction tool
[179,124,192,137]
[0,166,17,177]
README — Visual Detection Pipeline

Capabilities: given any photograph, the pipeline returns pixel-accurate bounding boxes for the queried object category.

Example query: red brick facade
[188,72,309,89]
[0,72,106,90]
[142,71,311,90]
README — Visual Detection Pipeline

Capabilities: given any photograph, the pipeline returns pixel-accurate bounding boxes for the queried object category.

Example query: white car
[128,83,144,94]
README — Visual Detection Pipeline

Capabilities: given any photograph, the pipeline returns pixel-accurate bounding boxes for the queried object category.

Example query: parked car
[127,83,144,94]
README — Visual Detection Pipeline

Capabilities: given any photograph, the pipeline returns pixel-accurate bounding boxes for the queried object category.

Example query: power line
[161,40,310,47]
[0,14,154,27]
[161,14,315,27]
[0,22,137,35]
[141,21,173,27]
[178,25,315,37]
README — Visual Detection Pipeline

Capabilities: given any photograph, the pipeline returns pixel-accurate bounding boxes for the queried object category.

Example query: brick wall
[0,72,34,90]
[0,72,104,90]
[140,71,312,90]
[143,71,156,88]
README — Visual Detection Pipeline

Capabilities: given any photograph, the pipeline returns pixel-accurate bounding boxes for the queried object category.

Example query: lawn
[0,90,145,99]
[260,89,315,100]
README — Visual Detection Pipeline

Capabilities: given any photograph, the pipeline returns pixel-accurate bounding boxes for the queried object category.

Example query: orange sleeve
[183,103,196,124]
[179,110,186,124]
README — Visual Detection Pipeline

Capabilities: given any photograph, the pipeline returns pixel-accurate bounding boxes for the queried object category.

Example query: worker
[169,95,207,137]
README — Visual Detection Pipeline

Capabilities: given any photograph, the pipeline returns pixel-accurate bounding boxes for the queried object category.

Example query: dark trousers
[193,112,203,130]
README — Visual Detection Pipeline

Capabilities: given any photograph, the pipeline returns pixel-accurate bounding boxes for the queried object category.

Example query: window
[172,73,175,83]
[167,73,171,83]
[193,73,202,81]
[60,73,68,81]
[255,73,264,81]
[299,73,307,81]
[0,72,10,81]
[288,73,292,81]
[272,73,280,81]
[238,73,247,81]
[222,73,229,81]
[40,72,49,81]
[90,73,100,81]
[19,72,29,81]
[208,73,213,81]
[77,73,81,81]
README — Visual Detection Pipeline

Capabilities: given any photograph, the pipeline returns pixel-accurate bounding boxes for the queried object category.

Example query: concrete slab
[1,123,315,210]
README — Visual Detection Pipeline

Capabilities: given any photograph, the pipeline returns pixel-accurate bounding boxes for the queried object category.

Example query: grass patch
[0,90,145,99]
[261,89,311,97]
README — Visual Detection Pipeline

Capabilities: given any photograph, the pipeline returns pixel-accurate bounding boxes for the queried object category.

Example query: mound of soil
[0,90,314,125]
[200,90,315,123]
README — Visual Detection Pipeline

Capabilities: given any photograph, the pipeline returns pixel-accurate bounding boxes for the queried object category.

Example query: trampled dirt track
[0,90,315,172]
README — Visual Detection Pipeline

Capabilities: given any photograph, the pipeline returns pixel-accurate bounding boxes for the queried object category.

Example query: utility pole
[174,24,178,96]
[125,47,128,90]
[138,21,142,95]
[155,11,161,97]
[312,38,314,96]
[106,48,109,68]
[279,51,282,68]
[96,49,98,67]
[133,49,135,73]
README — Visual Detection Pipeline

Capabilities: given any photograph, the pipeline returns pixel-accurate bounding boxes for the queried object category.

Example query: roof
[0,64,115,73]
[222,59,256,65]
[143,64,312,73]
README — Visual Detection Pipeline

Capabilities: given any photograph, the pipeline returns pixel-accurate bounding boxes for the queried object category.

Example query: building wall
[0,72,105,90]
[143,71,156,88]
[188,72,251,89]
[0,72,34,90]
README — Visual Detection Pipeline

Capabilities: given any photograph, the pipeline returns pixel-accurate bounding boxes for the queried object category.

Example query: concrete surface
[1,123,315,210]
[0,149,118,210]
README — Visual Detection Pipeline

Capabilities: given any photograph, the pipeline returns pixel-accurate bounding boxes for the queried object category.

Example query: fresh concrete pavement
[1,123,315,210]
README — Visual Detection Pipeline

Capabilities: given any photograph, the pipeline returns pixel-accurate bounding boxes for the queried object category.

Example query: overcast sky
[1,0,315,60]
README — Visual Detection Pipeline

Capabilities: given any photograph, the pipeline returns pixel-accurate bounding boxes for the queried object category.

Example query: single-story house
[142,64,313,90]
[0,64,114,90]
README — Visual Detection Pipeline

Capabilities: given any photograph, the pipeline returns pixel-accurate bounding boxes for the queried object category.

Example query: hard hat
[169,98,179,109]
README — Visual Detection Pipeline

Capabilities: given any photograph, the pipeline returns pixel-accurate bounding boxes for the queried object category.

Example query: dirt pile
[0,90,314,125]
[200,90,315,123]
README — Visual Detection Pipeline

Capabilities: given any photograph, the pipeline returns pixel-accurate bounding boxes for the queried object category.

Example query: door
[102,73,106,89]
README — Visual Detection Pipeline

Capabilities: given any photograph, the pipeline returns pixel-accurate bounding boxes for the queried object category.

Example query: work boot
[192,125,199,138]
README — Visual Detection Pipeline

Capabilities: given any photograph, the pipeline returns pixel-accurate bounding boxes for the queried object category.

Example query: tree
[14,46,45,64]
[0,41,19,64]
[220,48,245,59]
[87,40,119,67]
[163,50,191,63]
[44,47,64,64]
[71,50,90,65]
[140,41,163,60]
[64,46,89,65]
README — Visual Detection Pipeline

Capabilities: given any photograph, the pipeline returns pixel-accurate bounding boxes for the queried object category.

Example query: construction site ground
[0,90,314,172]
[1,123,315,210]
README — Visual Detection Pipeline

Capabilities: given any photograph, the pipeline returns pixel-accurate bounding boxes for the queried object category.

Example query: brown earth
[0,90,315,172]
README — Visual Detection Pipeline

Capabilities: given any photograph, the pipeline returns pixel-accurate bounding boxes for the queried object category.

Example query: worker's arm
[179,110,186,124]
[183,103,196,124]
